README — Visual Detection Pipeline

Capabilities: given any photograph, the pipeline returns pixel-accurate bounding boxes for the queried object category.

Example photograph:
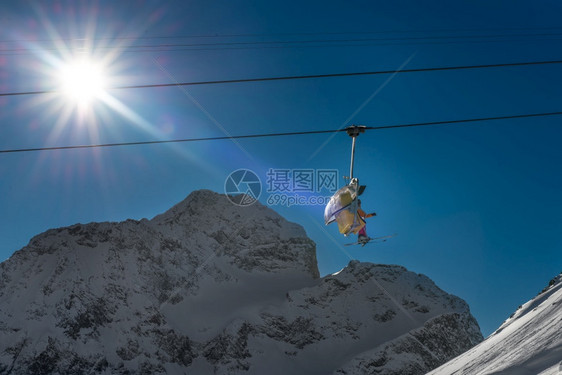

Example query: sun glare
[59,58,106,105]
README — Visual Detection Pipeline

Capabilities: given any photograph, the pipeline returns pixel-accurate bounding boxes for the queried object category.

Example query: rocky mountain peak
[0,190,482,374]
[153,189,306,238]
[150,190,319,279]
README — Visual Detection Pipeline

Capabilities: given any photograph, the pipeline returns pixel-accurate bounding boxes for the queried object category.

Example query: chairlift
[324,125,367,236]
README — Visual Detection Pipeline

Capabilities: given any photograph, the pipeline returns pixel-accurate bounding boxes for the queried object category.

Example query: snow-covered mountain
[0,190,482,374]
[429,272,562,375]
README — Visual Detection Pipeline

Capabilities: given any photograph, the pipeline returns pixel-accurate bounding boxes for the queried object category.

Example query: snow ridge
[0,190,482,374]
[429,272,562,375]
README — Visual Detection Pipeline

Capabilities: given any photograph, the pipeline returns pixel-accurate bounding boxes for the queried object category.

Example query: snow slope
[0,190,482,374]
[429,273,562,375]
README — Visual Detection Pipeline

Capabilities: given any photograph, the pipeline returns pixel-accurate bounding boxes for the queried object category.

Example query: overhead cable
[1,59,562,97]
[1,111,560,154]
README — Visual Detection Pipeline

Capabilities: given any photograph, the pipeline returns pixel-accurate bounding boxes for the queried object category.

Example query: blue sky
[0,0,561,336]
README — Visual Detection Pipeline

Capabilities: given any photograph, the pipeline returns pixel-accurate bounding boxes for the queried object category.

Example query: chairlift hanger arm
[346,125,366,179]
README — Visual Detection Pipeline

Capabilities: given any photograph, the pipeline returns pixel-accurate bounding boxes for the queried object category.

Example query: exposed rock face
[0,190,482,374]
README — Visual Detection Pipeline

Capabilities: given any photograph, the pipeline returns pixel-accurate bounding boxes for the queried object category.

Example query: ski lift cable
[5,26,562,44]
[363,110,562,131]
[1,110,561,154]
[2,26,562,50]
[1,59,562,97]
[4,31,562,55]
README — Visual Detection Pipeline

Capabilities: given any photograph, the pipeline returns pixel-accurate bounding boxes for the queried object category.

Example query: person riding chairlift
[357,199,376,243]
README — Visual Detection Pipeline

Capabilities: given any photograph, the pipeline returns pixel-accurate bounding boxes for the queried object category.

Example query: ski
[344,233,397,247]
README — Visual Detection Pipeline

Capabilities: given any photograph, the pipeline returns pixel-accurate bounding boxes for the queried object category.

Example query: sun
[58,58,107,106]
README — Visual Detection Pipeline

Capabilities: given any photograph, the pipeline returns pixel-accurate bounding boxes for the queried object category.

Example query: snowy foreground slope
[0,190,482,374]
[429,273,562,375]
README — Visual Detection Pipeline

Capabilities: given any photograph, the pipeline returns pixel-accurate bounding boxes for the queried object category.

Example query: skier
[357,199,376,243]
